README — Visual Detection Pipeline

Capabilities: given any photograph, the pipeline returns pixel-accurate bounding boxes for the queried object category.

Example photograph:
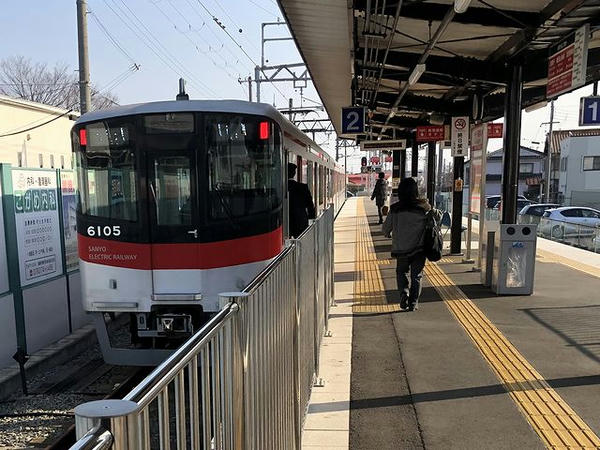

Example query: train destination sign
[547,24,589,98]
[416,125,445,142]
[360,139,406,151]
[12,169,63,286]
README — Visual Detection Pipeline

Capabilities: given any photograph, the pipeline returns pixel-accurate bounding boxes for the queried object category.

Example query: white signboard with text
[0,183,9,294]
[12,170,63,286]
[60,172,78,272]
[451,116,469,157]
[469,124,487,214]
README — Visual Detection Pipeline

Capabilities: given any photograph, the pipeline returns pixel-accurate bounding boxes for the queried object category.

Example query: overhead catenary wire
[101,0,217,97]
[195,0,289,102]
[113,0,218,96]
[156,0,248,95]
[89,10,137,66]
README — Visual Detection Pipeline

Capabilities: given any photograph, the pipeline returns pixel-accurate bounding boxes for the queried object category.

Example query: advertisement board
[0,183,9,294]
[12,170,64,286]
[469,124,487,214]
[60,172,78,272]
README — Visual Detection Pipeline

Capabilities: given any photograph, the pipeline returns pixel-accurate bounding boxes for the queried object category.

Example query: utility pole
[544,100,555,202]
[248,76,252,102]
[76,0,92,114]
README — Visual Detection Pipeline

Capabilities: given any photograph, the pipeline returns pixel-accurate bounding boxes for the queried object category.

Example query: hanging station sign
[0,183,9,294]
[416,125,445,142]
[12,170,64,286]
[360,139,407,151]
[451,116,469,157]
[487,123,503,139]
[547,24,589,99]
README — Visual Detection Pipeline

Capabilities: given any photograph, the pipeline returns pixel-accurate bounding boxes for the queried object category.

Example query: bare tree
[0,56,119,111]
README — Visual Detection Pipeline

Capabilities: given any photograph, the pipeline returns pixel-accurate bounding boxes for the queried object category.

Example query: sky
[0,1,596,174]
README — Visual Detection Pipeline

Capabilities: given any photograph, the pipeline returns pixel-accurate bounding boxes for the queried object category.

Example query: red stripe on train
[78,227,283,270]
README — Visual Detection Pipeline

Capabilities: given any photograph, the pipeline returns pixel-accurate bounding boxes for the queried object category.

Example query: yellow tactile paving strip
[351,197,600,448]
[426,262,600,449]
[352,198,401,314]
[537,249,600,279]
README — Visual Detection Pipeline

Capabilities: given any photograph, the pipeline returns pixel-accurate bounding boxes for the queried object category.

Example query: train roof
[75,99,287,125]
[75,99,340,168]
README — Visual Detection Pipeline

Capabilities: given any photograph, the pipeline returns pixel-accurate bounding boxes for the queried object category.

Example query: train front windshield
[73,112,283,244]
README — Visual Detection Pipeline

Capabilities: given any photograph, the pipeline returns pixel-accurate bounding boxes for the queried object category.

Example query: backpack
[423,210,443,262]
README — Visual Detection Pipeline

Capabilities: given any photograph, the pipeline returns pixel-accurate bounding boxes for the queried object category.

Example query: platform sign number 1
[579,96,600,126]
[341,107,365,135]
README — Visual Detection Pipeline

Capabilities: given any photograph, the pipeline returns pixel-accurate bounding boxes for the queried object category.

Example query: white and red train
[72,99,345,364]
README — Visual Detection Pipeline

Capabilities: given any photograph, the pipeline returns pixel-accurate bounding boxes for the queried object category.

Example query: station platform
[302,196,600,449]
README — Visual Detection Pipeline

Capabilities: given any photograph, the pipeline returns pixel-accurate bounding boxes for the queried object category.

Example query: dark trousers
[376,204,384,222]
[396,253,426,306]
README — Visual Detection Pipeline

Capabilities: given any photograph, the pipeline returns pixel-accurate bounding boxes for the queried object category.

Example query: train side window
[206,114,282,219]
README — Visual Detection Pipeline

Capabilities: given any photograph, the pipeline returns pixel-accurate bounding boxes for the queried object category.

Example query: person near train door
[288,162,316,238]
[371,171,387,224]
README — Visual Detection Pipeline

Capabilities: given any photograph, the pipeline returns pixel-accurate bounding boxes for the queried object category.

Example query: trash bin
[492,224,537,295]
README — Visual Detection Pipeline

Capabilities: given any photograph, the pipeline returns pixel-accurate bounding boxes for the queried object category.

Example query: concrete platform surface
[302,196,600,450]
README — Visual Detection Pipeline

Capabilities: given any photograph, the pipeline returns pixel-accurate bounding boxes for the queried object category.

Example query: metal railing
[538,217,600,253]
[71,206,335,449]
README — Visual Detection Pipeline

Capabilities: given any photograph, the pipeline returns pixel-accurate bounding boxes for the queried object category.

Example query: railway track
[43,367,148,450]
[0,346,149,450]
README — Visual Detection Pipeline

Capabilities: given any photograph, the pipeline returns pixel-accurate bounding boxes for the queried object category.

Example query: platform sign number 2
[341,107,365,135]
[579,96,600,126]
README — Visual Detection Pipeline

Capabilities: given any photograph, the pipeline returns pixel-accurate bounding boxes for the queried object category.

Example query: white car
[540,207,600,239]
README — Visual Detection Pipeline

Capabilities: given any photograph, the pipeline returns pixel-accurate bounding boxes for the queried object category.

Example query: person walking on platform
[288,162,316,238]
[371,172,387,224]
[383,177,440,311]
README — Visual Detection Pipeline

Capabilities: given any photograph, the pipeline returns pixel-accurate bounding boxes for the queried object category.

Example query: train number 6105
[87,225,122,237]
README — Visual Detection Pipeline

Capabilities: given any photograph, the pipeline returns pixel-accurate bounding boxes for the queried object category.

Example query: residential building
[0,95,78,169]
[550,129,600,204]
[558,136,600,209]
[465,146,545,201]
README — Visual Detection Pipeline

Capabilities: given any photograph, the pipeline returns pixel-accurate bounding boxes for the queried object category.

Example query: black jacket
[371,179,387,206]
[288,179,316,238]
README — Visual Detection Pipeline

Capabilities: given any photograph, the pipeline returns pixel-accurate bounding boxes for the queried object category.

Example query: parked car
[518,203,560,224]
[540,207,600,239]
[486,195,527,209]
[492,199,533,212]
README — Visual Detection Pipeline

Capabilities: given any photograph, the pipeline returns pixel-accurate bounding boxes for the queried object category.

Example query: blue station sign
[341,107,365,135]
[579,96,600,126]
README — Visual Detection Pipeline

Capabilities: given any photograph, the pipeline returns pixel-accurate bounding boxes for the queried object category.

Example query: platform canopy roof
[278,0,600,139]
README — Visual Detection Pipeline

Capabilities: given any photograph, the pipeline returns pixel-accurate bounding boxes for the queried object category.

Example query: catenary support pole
[400,149,407,180]
[392,150,401,195]
[427,141,436,206]
[76,0,92,113]
[255,66,261,102]
[544,100,554,202]
[450,156,464,254]
[248,76,252,102]
[501,64,523,224]
[411,140,419,177]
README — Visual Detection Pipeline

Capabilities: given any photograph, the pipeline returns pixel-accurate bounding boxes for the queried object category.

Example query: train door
[145,118,201,294]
